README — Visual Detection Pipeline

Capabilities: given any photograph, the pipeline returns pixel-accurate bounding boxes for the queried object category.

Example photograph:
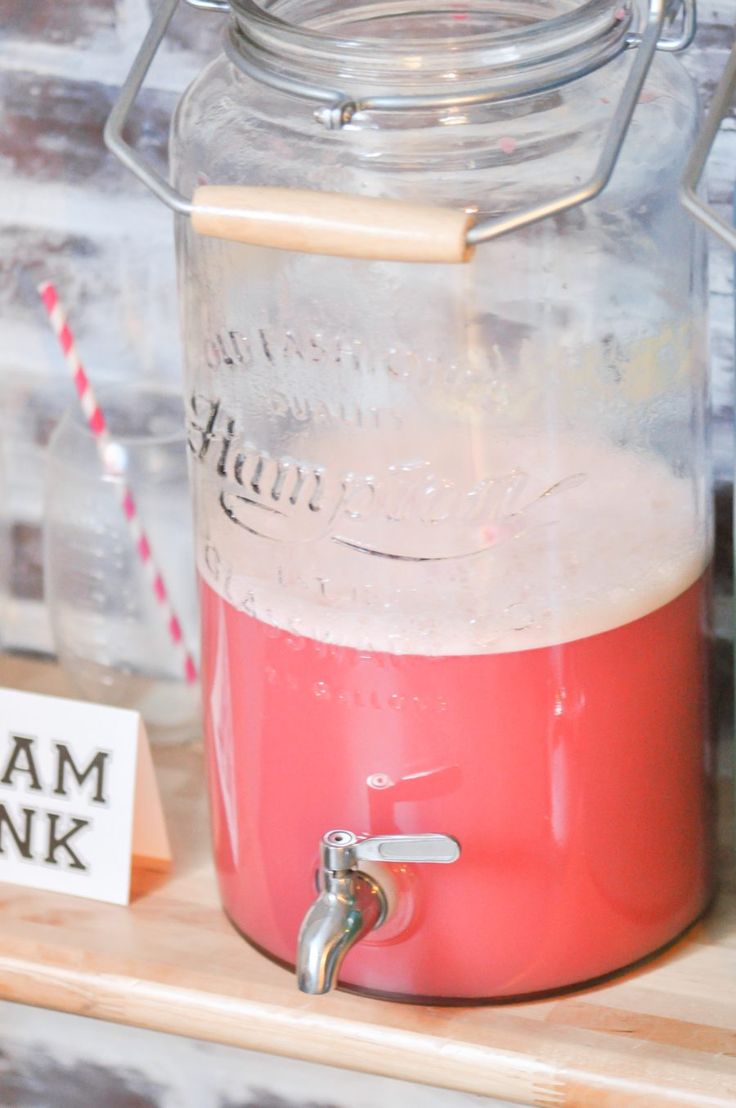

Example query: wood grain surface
[191,186,474,263]
[0,654,733,1107]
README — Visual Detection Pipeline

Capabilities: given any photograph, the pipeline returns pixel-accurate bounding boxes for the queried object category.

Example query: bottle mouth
[226,0,634,106]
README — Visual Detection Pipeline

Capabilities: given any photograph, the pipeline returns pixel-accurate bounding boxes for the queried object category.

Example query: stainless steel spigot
[296,829,461,995]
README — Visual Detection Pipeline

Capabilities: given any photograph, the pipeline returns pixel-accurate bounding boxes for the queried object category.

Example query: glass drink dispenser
[107,0,713,1001]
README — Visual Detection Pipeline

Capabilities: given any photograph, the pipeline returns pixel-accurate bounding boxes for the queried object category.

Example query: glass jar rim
[231,0,629,51]
[226,0,634,102]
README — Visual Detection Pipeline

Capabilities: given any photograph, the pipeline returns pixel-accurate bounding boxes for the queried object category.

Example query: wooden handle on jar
[191,186,475,264]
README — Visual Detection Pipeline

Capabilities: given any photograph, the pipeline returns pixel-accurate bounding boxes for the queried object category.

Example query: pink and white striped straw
[38,281,198,686]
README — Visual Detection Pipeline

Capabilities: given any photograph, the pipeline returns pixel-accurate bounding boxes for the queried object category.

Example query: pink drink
[201,571,711,1000]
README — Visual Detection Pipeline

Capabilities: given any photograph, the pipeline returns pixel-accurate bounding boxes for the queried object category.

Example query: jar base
[224,898,713,1006]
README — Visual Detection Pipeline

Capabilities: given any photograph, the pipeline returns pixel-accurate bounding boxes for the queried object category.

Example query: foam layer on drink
[196,430,708,655]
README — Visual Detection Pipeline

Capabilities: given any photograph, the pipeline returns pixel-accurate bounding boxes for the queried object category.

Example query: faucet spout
[296,870,385,994]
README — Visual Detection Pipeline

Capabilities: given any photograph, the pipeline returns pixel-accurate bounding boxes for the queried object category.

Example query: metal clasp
[105,0,695,255]
[681,42,736,250]
[626,0,696,52]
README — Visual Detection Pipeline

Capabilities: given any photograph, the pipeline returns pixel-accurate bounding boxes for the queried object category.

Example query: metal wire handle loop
[105,0,193,215]
[680,43,736,251]
[105,0,682,250]
[469,0,668,245]
[626,0,696,52]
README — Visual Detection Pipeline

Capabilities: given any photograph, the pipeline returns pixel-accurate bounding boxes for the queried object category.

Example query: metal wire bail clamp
[105,0,696,260]
[681,42,736,250]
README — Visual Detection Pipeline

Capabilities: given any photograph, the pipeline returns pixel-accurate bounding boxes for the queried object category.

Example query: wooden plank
[0,654,733,1106]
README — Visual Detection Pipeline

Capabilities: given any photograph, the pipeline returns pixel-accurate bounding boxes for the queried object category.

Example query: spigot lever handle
[355,834,460,864]
[320,829,461,871]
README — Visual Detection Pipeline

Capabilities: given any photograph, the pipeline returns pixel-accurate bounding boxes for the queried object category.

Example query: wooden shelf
[0,654,734,1106]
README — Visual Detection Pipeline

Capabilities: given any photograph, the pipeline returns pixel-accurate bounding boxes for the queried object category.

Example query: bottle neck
[226,0,634,109]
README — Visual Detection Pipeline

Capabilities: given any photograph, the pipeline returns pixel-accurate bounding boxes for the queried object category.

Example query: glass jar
[44,385,200,745]
[110,0,712,1001]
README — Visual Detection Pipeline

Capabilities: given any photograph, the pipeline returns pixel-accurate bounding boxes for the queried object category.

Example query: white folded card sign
[0,687,171,905]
